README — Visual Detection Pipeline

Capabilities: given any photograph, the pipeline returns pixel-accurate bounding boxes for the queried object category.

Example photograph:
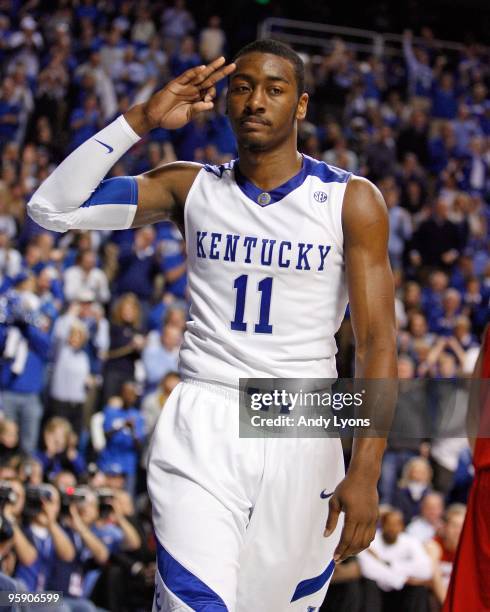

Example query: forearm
[77,525,109,564]
[350,338,397,479]
[107,343,137,360]
[430,565,447,603]
[348,438,386,481]
[355,336,397,379]
[358,551,407,590]
[124,103,155,137]
[48,522,75,562]
[12,525,37,566]
[27,116,141,232]
[165,261,187,283]
[117,516,141,551]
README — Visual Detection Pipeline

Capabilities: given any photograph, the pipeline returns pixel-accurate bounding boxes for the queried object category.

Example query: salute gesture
[130,57,236,134]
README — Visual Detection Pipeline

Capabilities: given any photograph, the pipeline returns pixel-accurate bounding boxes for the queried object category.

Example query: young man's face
[227,52,308,152]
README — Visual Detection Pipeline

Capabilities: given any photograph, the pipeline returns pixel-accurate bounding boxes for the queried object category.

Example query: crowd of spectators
[0,1,488,610]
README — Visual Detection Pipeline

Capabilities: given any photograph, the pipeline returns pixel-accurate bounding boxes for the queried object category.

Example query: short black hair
[233,39,305,95]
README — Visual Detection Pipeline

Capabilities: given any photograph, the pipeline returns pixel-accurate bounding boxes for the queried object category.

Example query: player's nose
[245,87,266,113]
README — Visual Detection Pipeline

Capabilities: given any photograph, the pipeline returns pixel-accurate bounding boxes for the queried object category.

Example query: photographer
[48,487,109,612]
[90,489,146,611]
[14,484,75,592]
[0,512,18,605]
[1,479,37,568]
[92,489,140,554]
[0,273,52,454]
[73,487,140,607]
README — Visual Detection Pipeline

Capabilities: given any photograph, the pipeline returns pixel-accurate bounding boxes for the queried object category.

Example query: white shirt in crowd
[51,344,90,403]
[63,266,110,303]
[358,530,433,591]
[406,517,437,543]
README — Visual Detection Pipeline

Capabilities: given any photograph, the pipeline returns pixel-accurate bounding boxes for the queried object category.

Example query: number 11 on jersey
[231,275,273,334]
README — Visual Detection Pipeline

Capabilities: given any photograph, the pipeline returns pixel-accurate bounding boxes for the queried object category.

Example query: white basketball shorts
[147,379,345,612]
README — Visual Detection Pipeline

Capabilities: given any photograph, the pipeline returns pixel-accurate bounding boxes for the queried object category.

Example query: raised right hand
[142,56,236,131]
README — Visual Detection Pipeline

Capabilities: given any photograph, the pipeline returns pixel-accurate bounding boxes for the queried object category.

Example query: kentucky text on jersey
[195,231,332,271]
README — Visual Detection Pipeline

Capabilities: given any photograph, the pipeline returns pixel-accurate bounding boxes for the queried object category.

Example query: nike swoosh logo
[320,490,334,499]
[94,138,114,153]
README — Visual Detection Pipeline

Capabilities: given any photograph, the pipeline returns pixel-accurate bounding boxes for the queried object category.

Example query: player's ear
[296,93,308,121]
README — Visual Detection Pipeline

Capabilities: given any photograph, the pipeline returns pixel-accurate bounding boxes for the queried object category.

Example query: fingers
[333,517,378,563]
[191,100,215,117]
[194,56,226,83]
[177,57,235,89]
[193,56,232,86]
[324,495,341,537]
[333,517,357,562]
[203,86,217,102]
[200,61,236,90]
[177,64,207,86]
[360,518,378,550]
[324,493,378,563]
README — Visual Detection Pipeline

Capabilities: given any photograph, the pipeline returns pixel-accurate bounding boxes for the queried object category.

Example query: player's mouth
[240,116,270,128]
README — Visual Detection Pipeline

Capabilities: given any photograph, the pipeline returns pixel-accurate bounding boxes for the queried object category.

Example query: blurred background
[0,0,488,610]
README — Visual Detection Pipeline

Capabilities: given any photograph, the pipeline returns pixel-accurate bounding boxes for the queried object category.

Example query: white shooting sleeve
[27,115,141,232]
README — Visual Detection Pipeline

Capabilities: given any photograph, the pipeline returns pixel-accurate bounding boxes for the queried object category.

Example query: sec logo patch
[314,191,328,203]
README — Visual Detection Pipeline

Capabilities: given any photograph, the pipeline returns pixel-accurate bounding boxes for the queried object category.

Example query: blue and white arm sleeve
[27,115,141,232]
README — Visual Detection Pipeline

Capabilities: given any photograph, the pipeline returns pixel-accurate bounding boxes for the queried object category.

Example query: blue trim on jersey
[290,559,335,602]
[81,176,138,208]
[230,155,351,207]
[203,161,234,178]
[156,539,227,610]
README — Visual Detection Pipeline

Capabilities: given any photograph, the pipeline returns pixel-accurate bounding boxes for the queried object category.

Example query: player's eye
[270,87,282,95]
[233,84,250,93]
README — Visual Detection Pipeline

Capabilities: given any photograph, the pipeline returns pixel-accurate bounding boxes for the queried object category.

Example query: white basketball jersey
[179,155,351,386]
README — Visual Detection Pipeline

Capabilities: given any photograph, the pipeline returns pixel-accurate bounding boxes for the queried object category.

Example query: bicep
[343,178,396,361]
[132,161,201,227]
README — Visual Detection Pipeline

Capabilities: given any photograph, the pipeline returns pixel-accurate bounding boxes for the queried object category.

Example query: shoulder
[143,160,203,181]
[342,176,388,239]
[302,156,352,184]
[201,159,236,180]
[343,175,384,206]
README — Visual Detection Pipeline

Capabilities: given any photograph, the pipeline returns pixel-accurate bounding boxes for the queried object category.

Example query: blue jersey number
[231,275,273,334]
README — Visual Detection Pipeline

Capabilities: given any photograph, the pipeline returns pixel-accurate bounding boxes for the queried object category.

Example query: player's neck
[237,145,302,192]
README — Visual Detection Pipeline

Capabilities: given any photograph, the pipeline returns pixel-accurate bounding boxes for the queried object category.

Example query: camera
[0,482,16,544]
[60,486,87,515]
[0,515,14,543]
[0,482,18,510]
[24,484,53,518]
[96,488,114,519]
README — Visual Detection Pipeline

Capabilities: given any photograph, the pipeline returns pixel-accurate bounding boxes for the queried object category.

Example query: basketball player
[443,322,490,611]
[27,40,397,611]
